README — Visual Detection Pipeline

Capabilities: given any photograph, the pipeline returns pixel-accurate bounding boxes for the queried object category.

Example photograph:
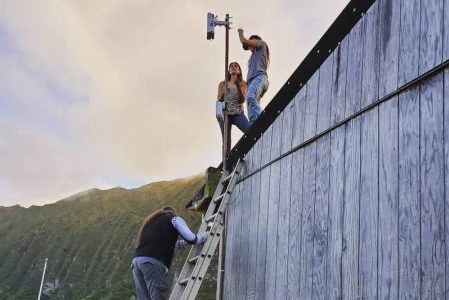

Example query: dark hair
[244,35,270,63]
[135,206,176,247]
[249,35,262,40]
[227,62,243,81]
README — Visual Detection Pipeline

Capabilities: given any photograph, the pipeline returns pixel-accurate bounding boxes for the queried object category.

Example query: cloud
[0,0,349,206]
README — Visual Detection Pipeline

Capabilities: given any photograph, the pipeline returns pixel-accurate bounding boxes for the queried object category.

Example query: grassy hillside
[0,175,217,299]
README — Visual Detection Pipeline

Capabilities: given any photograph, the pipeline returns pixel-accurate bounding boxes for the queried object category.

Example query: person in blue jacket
[132,206,206,300]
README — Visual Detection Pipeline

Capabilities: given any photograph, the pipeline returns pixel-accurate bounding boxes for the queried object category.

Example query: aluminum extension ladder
[169,159,243,300]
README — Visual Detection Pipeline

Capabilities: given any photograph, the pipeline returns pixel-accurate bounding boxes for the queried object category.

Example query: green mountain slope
[0,175,217,299]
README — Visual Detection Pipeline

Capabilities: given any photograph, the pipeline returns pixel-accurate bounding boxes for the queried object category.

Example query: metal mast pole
[222,14,230,173]
[217,15,230,300]
[206,12,231,299]
[37,258,48,300]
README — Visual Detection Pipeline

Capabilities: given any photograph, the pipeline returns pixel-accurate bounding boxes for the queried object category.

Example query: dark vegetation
[0,175,217,299]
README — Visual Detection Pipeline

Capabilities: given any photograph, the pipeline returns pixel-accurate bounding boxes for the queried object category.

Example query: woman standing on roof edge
[216,62,250,152]
[238,29,270,125]
[132,206,206,300]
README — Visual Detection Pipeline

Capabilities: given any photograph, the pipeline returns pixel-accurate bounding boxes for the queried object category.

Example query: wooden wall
[224,0,449,298]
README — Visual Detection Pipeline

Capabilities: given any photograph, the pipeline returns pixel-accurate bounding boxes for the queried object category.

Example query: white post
[37,258,48,300]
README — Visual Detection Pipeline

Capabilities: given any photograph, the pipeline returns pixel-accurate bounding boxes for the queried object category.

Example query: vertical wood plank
[252,137,262,172]
[246,171,262,300]
[265,159,281,300]
[236,177,251,298]
[420,73,445,299]
[264,117,283,299]
[317,54,333,133]
[378,97,399,299]
[287,149,304,299]
[398,0,421,86]
[238,178,252,299]
[359,108,379,298]
[398,86,421,298]
[292,87,307,148]
[419,0,444,75]
[361,1,380,107]
[444,0,449,61]
[254,128,272,299]
[245,141,262,299]
[281,102,294,154]
[275,98,295,298]
[378,0,401,98]
[244,148,254,175]
[331,38,349,125]
[260,127,273,166]
[312,134,330,298]
[445,68,449,300]
[327,125,345,299]
[240,145,251,178]
[271,115,284,159]
[444,68,449,299]
[225,184,241,299]
[247,137,260,174]
[255,166,270,300]
[342,117,361,299]
[275,154,292,299]
[226,182,243,300]
[345,21,364,117]
[299,143,317,299]
[304,71,320,141]
[223,183,238,300]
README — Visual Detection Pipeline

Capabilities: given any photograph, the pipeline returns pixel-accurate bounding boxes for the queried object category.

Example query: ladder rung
[222,170,239,183]
[179,277,190,286]
[188,255,201,264]
[205,212,221,223]
[213,191,229,203]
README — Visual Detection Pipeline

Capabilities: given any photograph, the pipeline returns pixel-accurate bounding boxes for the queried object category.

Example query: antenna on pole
[37,258,48,300]
[206,13,232,300]
[207,12,232,173]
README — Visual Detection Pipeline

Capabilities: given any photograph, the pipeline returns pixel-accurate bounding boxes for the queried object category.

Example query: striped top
[225,83,244,115]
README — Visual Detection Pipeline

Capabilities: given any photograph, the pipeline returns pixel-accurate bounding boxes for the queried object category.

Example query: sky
[0,0,349,207]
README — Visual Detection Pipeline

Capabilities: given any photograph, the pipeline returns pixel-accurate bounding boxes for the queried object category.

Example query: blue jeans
[218,113,250,155]
[217,113,251,137]
[246,74,269,124]
[132,256,170,300]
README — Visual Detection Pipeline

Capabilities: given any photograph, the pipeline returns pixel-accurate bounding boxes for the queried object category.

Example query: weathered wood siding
[223,0,449,298]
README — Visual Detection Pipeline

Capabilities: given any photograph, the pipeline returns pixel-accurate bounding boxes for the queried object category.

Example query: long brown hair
[227,62,243,82]
[135,206,177,247]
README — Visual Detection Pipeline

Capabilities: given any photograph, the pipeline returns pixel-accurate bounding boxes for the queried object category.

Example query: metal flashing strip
[237,59,449,184]
[226,0,377,169]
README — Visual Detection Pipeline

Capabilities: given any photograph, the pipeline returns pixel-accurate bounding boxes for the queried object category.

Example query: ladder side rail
[181,216,225,300]
[170,210,218,299]
[179,161,243,299]
[170,160,244,300]
[170,172,230,299]
[179,222,223,300]
[184,226,225,300]
[184,191,229,287]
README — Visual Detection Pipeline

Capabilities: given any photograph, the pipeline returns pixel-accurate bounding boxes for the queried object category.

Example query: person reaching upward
[238,29,270,125]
